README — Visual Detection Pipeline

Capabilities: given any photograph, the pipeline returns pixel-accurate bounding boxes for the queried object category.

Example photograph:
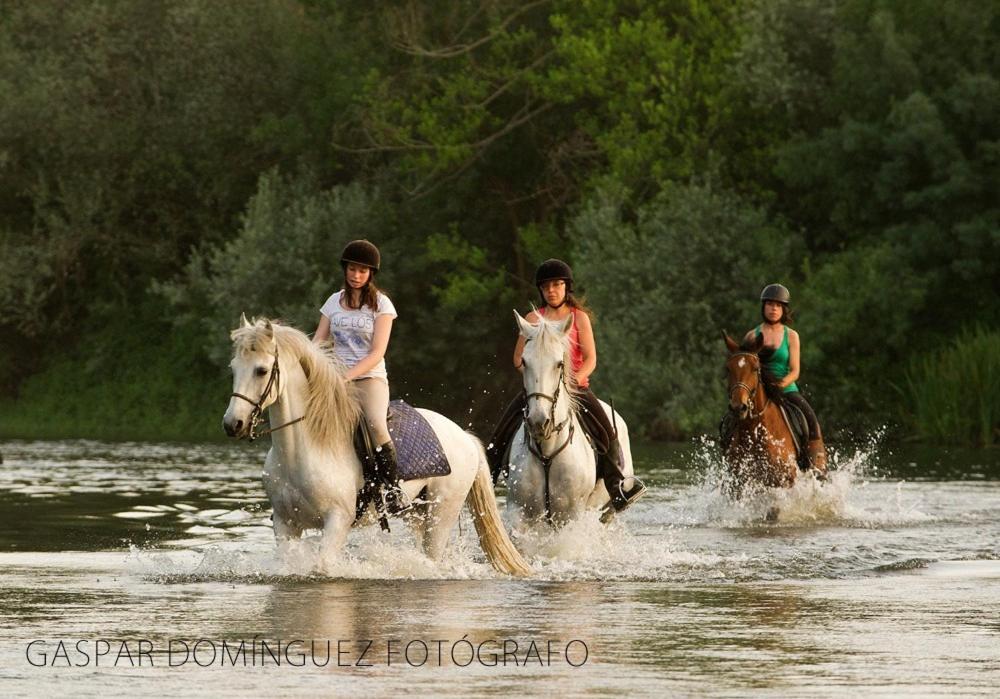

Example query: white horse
[222,316,530,576]
[505,311,635,526]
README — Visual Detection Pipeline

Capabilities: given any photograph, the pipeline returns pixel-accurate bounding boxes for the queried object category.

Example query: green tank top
[755,325,799,393]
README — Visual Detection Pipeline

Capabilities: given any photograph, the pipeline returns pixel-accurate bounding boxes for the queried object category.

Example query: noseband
[230,345,305,442]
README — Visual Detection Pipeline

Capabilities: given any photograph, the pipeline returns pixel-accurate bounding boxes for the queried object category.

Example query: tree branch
[389,0,552,59]
[333,100,553,156]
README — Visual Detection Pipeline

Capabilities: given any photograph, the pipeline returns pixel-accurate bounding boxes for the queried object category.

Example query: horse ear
[723,331,740,354]
[752,332,764,353]
[262,319,274,340]
[558,313,574,335]
[240,312,251,329]
[514,310,534,338]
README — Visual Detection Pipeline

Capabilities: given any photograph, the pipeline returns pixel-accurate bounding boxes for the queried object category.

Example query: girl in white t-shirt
[313,239,410,514]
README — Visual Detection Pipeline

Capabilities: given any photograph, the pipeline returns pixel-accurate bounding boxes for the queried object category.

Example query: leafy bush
[905,327,1000,446]
[794,240,927,428]
[0,303,224,441]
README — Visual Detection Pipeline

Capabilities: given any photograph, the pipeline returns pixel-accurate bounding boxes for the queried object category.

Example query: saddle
[353,400,452,529]
[718,402,810,470]
[779,402,810,469]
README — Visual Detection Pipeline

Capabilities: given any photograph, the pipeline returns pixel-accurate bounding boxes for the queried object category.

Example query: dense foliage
[1,0,997,443]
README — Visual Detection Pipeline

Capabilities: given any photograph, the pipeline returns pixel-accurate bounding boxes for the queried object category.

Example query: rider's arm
[780,329,801,388]
[512,310,540,373]
[575,311,597,385]
[313,315,331,344]
[344,315,393,381]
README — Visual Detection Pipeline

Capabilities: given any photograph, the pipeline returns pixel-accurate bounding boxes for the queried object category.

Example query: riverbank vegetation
[1,0,997,444]
[905,328,1000,447]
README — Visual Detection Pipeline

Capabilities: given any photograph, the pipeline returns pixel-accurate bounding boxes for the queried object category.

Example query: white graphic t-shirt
[319,290,397,380]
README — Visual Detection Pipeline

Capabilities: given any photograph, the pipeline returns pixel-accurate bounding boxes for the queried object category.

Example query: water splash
[662,428,932,528]
[6,438,984,586]
[125,509,504,582]
[508,513,749,581]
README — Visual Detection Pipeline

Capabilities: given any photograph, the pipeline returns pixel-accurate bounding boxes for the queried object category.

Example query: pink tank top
[538,306,588,388]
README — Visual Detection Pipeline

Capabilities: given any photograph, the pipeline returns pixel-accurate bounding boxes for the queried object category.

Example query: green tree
[574,182,802,437]
[0,0,370,387]
[157,170,390,364]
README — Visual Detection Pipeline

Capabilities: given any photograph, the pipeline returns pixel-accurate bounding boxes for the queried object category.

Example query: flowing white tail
[467,445,532,576]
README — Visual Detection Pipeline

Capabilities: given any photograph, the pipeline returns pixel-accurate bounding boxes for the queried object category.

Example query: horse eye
[255,367,268,377]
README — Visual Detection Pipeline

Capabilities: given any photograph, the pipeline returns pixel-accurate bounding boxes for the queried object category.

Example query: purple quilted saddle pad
[388,400,452,481]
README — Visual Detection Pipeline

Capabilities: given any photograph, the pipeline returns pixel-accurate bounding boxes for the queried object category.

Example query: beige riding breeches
[354,377,391,445]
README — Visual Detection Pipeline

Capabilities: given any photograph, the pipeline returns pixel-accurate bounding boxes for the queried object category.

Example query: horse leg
[319,507,355,562]
[508,458,550,527]
[272,515,304,542]
[401,482,430,550]
[420,486,465,560]
[723,445,747,501]
[724,471,744,501]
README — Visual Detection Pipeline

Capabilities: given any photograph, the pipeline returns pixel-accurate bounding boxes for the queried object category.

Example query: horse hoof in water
[765,506,780,523]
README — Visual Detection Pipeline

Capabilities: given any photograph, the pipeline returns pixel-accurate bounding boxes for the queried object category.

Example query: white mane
[522,312,580,406]
[231,319,360,449]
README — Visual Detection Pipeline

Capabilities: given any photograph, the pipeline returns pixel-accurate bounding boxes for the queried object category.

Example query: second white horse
[505,311,637,526]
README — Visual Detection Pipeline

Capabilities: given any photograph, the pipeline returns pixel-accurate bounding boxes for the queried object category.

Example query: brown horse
[721,332,800,498]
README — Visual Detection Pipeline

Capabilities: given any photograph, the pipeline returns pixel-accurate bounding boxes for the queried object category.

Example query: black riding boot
[375,441,413,515]
[598,436,647,524]
[485,394,526,484]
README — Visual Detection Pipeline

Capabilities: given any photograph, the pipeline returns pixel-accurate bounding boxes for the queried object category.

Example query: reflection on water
[0,438,998,695]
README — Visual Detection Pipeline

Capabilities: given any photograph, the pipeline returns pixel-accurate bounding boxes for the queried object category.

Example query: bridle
[230,344,305,442]
[523,357,575,458]
[727,352,768,420]
[521,353,576,523]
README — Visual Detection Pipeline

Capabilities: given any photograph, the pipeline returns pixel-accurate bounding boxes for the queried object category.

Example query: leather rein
[230,344,306,442]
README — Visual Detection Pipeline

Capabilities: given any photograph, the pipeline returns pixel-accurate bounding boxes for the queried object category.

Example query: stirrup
[383,485,414,516]
[599,478,647,524]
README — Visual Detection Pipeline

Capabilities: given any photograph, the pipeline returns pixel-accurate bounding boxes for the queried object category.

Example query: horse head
[723,331,764,420]
[224,314,282,439]
[516,310,574,443]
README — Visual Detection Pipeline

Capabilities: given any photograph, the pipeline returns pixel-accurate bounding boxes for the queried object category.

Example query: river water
[1,437,998,696]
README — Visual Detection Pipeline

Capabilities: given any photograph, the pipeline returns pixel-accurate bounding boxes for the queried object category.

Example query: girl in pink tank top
[485,259,646,516]
[538,306,588,388]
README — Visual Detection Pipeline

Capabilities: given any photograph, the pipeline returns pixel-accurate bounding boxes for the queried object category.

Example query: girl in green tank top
[744,283,827,473]
[754,324,798,393]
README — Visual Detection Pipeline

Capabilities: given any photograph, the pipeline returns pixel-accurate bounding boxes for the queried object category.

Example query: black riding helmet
[340,240,381,272]
[535,259,574,292]
[760,283,790,305]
